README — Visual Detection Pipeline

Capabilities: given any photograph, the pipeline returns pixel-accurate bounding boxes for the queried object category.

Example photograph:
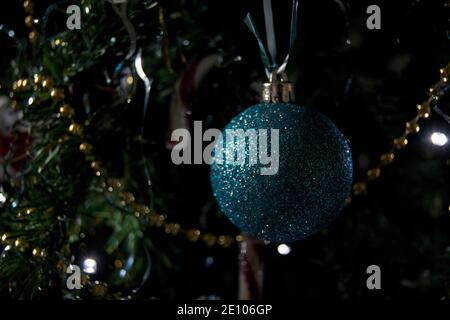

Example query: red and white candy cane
[238,235,265,300]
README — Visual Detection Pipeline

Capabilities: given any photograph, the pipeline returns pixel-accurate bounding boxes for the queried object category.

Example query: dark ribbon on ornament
[112,1,138,76]
[244,0,299,79]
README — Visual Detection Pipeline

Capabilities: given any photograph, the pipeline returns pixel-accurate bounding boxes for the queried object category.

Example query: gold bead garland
[2,63,449,259]
[1,1,449,297]
[351,64,449,198]
[9,71,245,249]
[23,0,38,44]
[67,63,450,247]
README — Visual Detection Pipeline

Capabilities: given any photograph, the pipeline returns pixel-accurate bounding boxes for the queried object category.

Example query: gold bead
[90,161,102,170]
[94,169,104,177]
[91,281,108,297]
[58,104,74,118]
[149,214,165,227]
[393,137,408,150]
[380,153,395,165]
[91,161,106,178]
[23,0,34,13]
[114,260,123,269]
[405,121,420,134]
[80,273,90,286]
[50,88,65,101]
[69,123,82,135]
[32,248,40,257]
[218,235,233,248]
[25,15,34,28]
[106,178,122,190]
[58,134,70,144]
[441,67,450,80]
[202,234,217,247]
[352,182,367,196]
[119,192,135,205]
[1,233,9,243]
[14,238,25,250]
[33,73,42,85]
[133,204,150,217]
[417,103,431,118]
[186,229,201,242]
[235,234,244,243]
[41,78,53,89]
[28,30,38,43]
[164,223,181,235]
[56,260,67,273]
[79,142,93,154]
[367,168,381,180]
[10,100,20,111]
[53,38,62,47]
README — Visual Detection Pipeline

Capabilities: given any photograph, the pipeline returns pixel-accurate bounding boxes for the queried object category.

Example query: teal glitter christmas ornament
[210,92,353,242]
[210,0,352,242]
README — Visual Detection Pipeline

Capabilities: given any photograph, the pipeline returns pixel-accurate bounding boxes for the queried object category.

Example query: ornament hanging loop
[244,0,299,80]
[262,71,295,103]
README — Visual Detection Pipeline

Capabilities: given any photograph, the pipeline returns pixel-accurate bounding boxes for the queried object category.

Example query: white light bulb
[83,258,97,274]
[277,244,291,255]
[430,132,448,147]
[0,193,6,204]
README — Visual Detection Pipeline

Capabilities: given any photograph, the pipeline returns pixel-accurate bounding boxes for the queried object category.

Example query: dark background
[0,0,449,300]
